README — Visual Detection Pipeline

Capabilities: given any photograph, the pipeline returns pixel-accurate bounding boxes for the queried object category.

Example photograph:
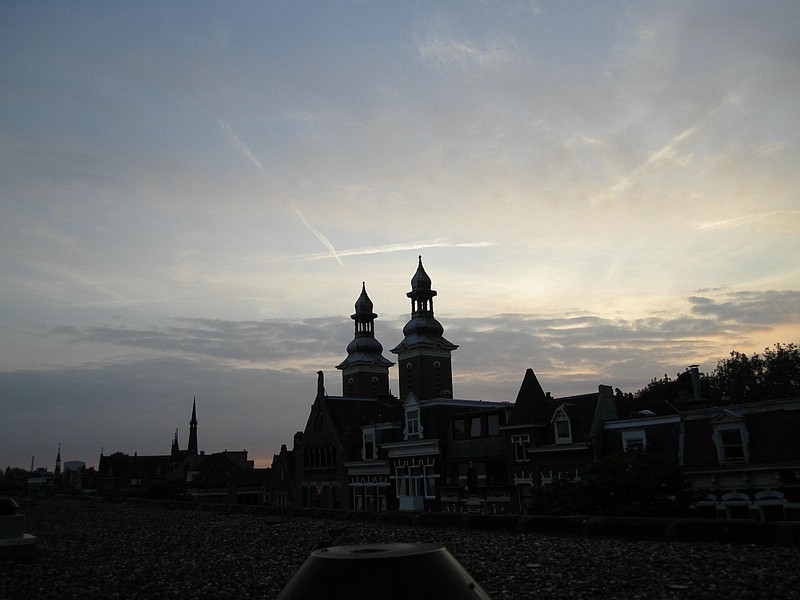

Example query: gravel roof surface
[2,499,799,600]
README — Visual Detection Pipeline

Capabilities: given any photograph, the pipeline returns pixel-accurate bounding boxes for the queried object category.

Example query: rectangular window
[396,465,409,496]
[511,434,530,462]
[453,418,466,440]
[470,416,482,438]
[622,430,647,451]
[720,428,745,461]
[407,410,420,438]
[555,419,571,443]
[363,429,376,461]
[443,463,460,486]
[408,464,423,496]
[485,461,507,485]
[487,414,500,436]
[423,463,437,498]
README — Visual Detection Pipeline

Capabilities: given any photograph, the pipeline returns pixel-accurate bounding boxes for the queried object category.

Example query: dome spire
[336,282,393,397]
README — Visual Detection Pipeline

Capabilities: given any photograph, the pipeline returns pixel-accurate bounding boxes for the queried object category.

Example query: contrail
[590,125,697,205]
[293,206,344,266]
[217,117,264,173]
[300,239,495,261]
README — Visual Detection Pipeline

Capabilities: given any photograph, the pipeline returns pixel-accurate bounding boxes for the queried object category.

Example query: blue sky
[2,1,799,470]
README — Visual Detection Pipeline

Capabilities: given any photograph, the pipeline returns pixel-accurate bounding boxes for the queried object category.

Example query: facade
[604,395,800,520]
[502,368,618,513]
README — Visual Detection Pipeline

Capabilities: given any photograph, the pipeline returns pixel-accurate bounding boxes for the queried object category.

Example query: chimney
[317,371,325,397]
[688,365,701,399]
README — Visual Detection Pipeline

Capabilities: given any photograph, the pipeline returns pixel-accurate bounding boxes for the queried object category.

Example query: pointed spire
[55,443,62,476]
[188,398,198,455]
[171,428,180,458]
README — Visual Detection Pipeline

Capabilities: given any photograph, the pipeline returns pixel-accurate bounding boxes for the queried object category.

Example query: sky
[2,1,799,471]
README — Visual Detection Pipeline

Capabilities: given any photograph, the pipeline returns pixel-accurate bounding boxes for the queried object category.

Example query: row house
[603,387,800,521]
[281,258,800,520]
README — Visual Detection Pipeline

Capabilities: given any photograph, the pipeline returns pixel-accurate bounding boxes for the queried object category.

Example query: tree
[709,350,765,403]
[708,343,800,403]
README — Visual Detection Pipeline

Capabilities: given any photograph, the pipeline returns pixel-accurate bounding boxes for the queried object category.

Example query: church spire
[187,398,198,455]
[391,256,458,400]
[55,443,62,476]
[171,428,180,458]
[336,282,394,398]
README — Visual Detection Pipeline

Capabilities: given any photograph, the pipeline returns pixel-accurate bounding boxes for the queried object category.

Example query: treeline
[628,343,800,405]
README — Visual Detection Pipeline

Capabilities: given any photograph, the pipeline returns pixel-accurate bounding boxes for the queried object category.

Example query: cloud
[688,290,800,327]
[416,17,515,70]
[53,317,350,367]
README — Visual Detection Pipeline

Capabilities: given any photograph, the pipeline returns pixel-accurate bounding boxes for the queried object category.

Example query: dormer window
[552,406,572,444]
[404,394,422,440]
[714,424,749,463]
[711,410,749,465]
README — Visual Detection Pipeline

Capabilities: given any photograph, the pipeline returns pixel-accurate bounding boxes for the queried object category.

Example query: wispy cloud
[217,117,264,173]
[300,239,496,261]
[293,206,344,266]
[416,17,514,70]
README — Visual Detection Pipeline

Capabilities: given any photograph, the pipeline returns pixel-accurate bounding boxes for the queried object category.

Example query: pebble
[1,500,799,599]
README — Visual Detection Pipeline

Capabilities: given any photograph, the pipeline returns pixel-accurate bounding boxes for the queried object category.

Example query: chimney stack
[689,365,701,399]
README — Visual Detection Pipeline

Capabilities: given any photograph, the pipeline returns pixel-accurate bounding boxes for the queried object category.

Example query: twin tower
[336,256,458,402]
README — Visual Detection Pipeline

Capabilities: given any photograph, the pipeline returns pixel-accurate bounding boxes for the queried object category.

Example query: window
[362,428,376,461]
[511,434,530,462]
[453,418,466,440]
[485,461,507,486]
[487,414,500,436]
[423,463,437,498]
[396,465,409,496]
[552,407,572,444]
[404,394,422,440]
[622,430,647,451]
[470,416,482,437]
[407,410,420,437]
[715,425,748,463]
[443,463,460,486]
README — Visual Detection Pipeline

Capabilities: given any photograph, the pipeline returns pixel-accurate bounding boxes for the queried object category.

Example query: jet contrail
[300,239,495,261]
[217,117,264,173]
[293,206,344,266]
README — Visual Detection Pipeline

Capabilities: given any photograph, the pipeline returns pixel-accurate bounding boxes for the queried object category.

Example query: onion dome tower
[336,282,394,398]
[391,256,458,401]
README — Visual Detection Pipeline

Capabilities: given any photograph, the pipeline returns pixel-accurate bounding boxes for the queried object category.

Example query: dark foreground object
[0,497,38,561]
[277,543,491,599]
